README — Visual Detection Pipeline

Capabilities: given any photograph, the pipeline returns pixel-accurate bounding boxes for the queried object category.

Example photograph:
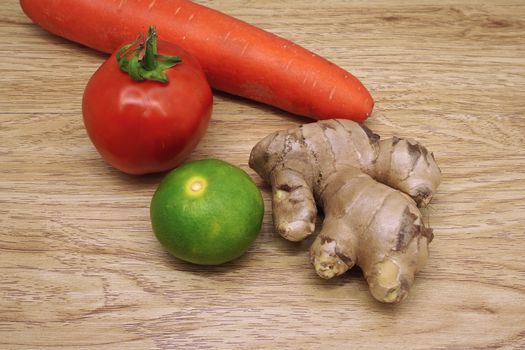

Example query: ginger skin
[249,119,441,303]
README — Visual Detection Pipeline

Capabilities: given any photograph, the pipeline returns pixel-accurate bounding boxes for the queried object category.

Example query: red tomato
[82,32,212,175]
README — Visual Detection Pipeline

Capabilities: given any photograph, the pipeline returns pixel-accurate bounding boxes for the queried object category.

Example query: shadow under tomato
[108,166,169,187]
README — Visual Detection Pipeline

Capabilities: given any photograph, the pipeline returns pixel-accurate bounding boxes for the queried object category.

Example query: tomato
[82,27,213,175]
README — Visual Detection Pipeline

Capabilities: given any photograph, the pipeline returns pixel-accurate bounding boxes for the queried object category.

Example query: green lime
[150,159,264,265]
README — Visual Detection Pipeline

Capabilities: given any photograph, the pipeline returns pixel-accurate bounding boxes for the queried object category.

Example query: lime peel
[150,159,264,265]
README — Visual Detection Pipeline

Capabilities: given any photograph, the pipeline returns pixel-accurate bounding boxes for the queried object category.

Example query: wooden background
[1,0,524,349]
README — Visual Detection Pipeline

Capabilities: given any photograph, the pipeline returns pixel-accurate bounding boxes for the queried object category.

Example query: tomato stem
[116,26,181,83]
[142,26,158,71]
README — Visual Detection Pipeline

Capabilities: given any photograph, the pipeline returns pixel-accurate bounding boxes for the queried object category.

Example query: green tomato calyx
[116,26,182,83]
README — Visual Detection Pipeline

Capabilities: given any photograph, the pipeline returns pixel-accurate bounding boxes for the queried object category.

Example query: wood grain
[1,0,524,349]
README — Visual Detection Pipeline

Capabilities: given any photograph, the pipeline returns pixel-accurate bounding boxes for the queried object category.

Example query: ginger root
[249,119,441,303]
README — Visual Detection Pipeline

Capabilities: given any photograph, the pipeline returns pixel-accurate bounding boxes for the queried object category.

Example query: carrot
[20,0,374,122]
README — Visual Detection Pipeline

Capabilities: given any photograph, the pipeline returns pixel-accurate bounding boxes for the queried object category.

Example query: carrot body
[20,0,374,121]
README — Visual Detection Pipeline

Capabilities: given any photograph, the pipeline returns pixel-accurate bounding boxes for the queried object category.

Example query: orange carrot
[20,0,374,122]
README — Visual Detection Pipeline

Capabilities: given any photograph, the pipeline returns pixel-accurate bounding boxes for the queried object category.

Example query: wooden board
[1,0,524,348]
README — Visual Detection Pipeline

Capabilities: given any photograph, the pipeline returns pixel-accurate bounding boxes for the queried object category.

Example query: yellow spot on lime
[191,181,203,192]
[210,222,221,236]
[185,176,207,197]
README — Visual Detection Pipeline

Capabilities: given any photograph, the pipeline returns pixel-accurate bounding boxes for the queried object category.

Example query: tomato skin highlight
[82,40,212,175]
